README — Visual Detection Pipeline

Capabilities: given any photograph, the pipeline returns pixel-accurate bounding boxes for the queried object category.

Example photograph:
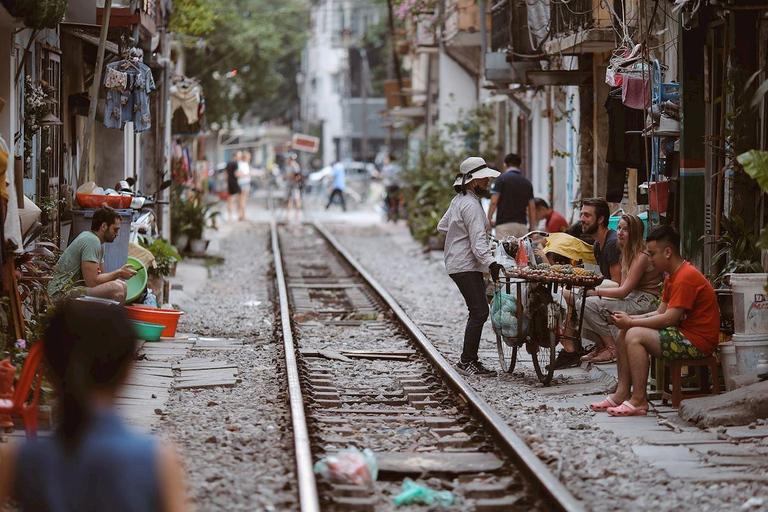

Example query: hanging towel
[621,76,651,110]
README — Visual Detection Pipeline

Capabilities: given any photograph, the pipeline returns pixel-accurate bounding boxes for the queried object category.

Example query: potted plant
[140,238,182,278]
[180,199,219,255]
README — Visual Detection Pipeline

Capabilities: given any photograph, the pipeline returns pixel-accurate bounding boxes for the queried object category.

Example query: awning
[60,23,120,55]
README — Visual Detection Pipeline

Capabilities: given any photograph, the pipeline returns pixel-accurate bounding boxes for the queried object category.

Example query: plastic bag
[393,478,456,507]
[313,447,378,486]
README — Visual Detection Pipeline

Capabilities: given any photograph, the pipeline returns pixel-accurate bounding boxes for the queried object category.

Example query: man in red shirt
[589,225,720,416]
[534,198,569,233]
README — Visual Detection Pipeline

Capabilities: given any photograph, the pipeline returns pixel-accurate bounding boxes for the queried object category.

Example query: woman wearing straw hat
[438,157,503,377]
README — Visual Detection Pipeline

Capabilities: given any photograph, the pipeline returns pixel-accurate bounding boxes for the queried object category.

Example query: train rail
[271,219,583,511]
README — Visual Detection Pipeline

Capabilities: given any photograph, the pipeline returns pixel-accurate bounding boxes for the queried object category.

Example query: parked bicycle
[490,231,603,385]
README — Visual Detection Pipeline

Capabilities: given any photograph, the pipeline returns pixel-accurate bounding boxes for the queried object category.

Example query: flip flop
[589,396,619,412]
[607,401,648,417]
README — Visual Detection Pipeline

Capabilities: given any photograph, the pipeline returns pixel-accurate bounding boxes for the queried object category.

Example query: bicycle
[490,231,602,385]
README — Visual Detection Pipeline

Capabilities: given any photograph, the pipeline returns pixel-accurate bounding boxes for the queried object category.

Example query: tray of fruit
[505,264,604,288]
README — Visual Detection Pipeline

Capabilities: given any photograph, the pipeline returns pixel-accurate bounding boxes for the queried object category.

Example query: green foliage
[402,106,499,245]
[170,187,219,242]
[179,0,309,123]
[710,214,764,287]
[738,149,768,195]
[1,0,67,29]
[169,0,218,36]
[140,238,182,277]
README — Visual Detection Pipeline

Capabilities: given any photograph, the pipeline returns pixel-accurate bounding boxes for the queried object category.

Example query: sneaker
[591,347,616,364]
[580,345,601,362]
[547,349,583,371]
[456,360,497,378]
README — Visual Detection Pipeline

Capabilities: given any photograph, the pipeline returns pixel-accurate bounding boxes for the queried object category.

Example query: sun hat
[452,157,500,189]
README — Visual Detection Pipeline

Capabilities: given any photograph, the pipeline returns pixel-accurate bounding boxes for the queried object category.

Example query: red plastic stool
[661,356,720,407]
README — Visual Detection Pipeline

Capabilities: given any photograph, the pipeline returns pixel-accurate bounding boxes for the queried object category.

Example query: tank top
[623,251,663,296]
[14,411,160,512]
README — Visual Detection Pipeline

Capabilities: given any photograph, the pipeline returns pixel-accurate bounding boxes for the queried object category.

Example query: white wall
[437,50,477,127]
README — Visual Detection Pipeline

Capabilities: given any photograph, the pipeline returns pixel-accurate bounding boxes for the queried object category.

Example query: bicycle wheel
[530,330,557,386]
[496,331,518,373]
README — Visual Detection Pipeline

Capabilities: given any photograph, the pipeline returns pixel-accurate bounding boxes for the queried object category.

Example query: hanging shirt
[103,60,156,132]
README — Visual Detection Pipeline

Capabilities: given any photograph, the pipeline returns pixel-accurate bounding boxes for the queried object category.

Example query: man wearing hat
[438,157,503,377]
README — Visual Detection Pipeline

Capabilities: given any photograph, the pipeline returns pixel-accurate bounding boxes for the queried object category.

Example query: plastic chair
[0,343,45,439]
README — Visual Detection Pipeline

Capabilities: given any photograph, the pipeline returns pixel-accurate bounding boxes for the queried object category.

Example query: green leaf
[758,226,768,250]
[752,77,768,109]
[737,150,768,193]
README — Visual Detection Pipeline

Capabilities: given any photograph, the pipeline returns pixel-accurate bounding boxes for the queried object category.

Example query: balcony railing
[543,0,617,54]
[490,0,509,52]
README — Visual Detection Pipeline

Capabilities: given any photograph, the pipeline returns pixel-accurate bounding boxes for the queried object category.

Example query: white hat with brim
[453,157,500,188]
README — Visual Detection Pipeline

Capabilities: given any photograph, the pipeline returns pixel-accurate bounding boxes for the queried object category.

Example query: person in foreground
[590,225,720,416]
[48,205,136,303]
[0,299,190,512]
[438,157,502,378]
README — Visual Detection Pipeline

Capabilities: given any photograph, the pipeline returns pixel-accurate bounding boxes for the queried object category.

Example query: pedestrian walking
[325,161,347,211]
[284,154,304,221]
[0,298,190,511]
[381,154,403,221]
[438,157,502,377]
[237,151,252,221]
[487,153,536,238]
[225,151,242,222]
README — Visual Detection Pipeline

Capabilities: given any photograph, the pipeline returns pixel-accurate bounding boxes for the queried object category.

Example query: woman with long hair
[579,213,663,364]
[0,299,190,512]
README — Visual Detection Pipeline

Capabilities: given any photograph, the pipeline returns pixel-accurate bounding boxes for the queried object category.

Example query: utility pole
[80,0,111,184]
[385,0,404,107]
[360,49,369,163]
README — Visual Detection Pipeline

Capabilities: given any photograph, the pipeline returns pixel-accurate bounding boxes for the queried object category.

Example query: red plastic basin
[125,306,184,338]
[76,194,132,209]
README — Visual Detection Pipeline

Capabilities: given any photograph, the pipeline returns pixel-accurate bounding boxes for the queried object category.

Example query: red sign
[292,134,320,153]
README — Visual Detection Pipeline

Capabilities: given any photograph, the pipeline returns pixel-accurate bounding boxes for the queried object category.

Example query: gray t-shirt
[48,231,103,296]
[593,229,620,279]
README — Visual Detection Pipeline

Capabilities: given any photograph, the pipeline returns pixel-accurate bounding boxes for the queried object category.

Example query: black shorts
[228,181,241,195]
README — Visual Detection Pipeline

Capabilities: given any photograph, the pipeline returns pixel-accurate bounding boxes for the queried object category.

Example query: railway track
[271,220,584,511]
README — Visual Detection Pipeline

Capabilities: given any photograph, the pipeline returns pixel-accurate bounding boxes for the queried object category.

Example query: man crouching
[48,206,137,303]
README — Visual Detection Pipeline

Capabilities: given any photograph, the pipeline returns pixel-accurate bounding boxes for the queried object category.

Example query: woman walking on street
[438,157,502,377]
[237,151,252,221]
[226,151,242,222]
[0,299,190,512]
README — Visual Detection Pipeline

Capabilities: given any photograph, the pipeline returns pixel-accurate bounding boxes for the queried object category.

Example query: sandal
[589,396,619,412]
[607,401,648,417]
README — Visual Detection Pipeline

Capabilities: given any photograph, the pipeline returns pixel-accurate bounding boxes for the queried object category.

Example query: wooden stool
[661,356,720,407]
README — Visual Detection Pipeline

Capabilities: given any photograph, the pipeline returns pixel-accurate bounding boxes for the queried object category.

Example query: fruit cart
[490,237,603,386]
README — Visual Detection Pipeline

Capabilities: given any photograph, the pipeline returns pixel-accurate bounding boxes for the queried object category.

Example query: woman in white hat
[438,157,502,377]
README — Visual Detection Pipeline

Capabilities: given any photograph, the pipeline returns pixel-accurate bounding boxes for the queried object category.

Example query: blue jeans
[450,271,489,363]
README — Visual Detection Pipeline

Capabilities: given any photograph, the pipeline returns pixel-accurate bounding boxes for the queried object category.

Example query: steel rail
[313,220,585,512]
[270,220,321,512]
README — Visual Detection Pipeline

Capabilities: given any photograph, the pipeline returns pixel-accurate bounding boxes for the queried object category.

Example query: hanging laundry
[604,88,647,202]
[621,76,651,110]
[170,79,203,124]
[103,57,156,132]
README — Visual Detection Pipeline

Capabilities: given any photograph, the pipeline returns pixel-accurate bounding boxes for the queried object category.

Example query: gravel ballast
[160,223,297,511]
[327,221,768,512]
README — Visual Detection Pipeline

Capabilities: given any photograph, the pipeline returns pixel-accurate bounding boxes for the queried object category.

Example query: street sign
[292,133,320,153]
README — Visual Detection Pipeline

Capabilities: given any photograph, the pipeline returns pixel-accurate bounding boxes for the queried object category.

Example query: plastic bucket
[125,306,184,338]
[732,334,768,375]
[731,274,768,334]
[719,342,737,391]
